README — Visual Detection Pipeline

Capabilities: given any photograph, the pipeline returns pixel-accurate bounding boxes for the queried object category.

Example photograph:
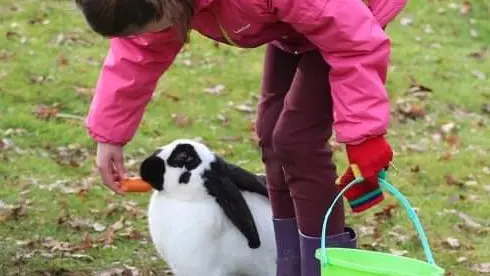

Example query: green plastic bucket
[315,168,445,276]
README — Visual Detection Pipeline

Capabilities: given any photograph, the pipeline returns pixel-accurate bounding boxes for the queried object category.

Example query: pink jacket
[86,0,407,146]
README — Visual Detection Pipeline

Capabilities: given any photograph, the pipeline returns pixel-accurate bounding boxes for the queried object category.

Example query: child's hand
[337,136,393,212]
[96,142,127,195]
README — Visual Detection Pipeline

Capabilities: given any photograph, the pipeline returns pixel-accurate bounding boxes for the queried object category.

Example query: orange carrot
[120,178,152,192]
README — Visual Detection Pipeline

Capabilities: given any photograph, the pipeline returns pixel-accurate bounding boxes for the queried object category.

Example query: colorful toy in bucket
[315,165,445,276]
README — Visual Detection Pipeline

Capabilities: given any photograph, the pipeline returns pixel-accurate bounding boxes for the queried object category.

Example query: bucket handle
[320,165,437,267]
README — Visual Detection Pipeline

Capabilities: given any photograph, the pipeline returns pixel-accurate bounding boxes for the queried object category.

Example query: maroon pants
[256,44,345,237]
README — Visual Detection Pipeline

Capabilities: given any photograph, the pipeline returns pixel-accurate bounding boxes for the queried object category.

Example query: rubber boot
[273,218,301,276]
[299,227,357,276]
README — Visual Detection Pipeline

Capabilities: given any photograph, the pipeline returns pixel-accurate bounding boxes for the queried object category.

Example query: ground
[0,0,489,275]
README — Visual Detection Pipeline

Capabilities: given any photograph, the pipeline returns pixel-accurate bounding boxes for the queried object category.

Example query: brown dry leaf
[471,263,490,273]
[0,50,15,61]
[171,113,192,127]
[33,104,60,120]
[438,152,453,161]
[445,135,462,148]
[29,74,53,84]
[395,100,426,121]
[468,47,488,61]
[443,237,461,249]
[42,237,76,252]
[72,232,94,251]
[56,54,69,67]
[75,86,95,97]
[410,164,421,173]
[444,173,464,188]
[406,77,433,99]
[0,202,28,222]
[98,216,125,246]
[51,32,93,46]
[460,1,472,15]
[161,92,181,102]
[51,144,89,168]
[119,227,143,240]
[374,204,398,223]
[6,31,20,40]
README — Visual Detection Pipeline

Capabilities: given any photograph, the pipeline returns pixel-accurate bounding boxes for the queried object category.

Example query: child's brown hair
[75,0,195,42]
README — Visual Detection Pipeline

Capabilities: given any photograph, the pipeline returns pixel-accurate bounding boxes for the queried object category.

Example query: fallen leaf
[0,202,28,221]
[410,165,421,173]
[6,31,20,40]
[75,86,95,97]
[203,84,225,95]
[405,77,433,99]
[468,47,488,61]
[56,54,69,67]
[374,204,398,222]
[171,113,192,127]
[457,212,483,230]
[443,237,461,249]
[395,100,426,121]
[445,135,462,148]
[33,104,60,120]
[234,104,255,113]
[444,174,464,188]
[161,92,181,102]
[471,263,490,273]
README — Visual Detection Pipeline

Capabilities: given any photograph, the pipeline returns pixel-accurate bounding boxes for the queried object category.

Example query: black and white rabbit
[140,139,276,276]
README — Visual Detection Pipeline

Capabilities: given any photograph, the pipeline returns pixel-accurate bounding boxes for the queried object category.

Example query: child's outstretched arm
[86,28,184,146]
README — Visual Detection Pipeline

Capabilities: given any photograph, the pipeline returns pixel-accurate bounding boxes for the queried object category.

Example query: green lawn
[1,0,489,275]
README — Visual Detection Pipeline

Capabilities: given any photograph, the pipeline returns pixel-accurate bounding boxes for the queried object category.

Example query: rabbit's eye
[175,152,194,163]
[167,144,202,170]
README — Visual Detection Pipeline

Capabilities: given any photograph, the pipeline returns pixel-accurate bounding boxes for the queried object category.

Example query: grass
[1,0,489,275]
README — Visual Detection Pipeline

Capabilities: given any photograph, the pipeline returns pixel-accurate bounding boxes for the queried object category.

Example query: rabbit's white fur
[146,139,277,276]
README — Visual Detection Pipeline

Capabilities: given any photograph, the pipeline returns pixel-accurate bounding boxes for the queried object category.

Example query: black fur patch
[203,161,261,249]
[139,152,165,191]
[178,171,191,184]
[167,144,202,170]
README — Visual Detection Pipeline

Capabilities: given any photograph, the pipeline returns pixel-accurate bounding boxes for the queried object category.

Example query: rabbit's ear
[140,151,165,191]
[203,167,261,249]
[215,156,269,198]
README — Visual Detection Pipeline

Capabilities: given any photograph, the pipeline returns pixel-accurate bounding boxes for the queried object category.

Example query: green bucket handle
[320,165,437,267]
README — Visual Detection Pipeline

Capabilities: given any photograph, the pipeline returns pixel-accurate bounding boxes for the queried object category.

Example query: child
[75,0,406,275]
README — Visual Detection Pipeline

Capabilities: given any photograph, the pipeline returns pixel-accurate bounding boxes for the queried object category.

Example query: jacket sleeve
[367,0,408,27]
[85,28,184,146]
[272,0,392,145]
